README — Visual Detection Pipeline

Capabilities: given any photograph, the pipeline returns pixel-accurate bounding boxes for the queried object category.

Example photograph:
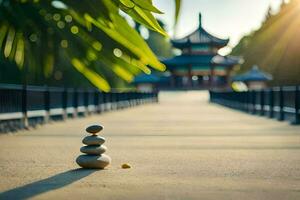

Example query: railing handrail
[0,84,159,133]
[209,86,300,125]
[0,84,151,93]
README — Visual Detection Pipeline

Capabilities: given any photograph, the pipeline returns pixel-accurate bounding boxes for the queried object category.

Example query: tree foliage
[231,0,300,86]
[0,0,181,91]
[146,20,173,59]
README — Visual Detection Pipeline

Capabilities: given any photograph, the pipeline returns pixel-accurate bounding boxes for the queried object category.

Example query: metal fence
[209,86,300,125]
[0,84,158,132]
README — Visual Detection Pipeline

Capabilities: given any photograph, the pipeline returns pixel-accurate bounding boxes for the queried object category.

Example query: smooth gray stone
[82,135,105,145]
[80,145,107,155]
[76,154,111,169]
[86,124,103,134]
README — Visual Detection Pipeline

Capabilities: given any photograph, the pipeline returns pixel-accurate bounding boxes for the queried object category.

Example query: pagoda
[232,65,272,89]
[162,13,242,89]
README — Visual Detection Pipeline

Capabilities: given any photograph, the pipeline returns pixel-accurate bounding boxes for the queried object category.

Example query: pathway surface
[0,91,300,200]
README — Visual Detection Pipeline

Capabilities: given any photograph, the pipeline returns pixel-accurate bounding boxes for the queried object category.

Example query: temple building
[232,65,273,90]
[162,13,242,89]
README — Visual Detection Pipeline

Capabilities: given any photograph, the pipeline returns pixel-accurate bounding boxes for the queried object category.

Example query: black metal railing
[209,86,300,125]
[0,84,158,132]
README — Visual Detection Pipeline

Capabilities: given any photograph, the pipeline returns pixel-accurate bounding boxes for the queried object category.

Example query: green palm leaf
[0,0,181,91]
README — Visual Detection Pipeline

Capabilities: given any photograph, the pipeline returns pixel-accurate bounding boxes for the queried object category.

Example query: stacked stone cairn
[76,124,111,169]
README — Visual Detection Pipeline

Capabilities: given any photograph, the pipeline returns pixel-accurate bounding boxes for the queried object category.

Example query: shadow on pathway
[0,168,97,200]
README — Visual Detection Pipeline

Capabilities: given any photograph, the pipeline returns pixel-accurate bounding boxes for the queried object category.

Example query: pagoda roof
[233,65,273,82]
[172,13,229,49]
[133,73,171,84]
[162,54,242,67]
[212,55,244,66]
[162,54,215,66]
[133,73,160,84]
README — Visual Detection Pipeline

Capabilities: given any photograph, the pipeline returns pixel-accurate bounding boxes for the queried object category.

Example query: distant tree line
[231,0,300,86]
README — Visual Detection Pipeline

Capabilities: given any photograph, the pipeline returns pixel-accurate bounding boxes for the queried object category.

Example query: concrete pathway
[0,91,300,200]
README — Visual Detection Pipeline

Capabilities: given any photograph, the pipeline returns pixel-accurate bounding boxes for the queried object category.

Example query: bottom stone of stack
[76,154,111,169]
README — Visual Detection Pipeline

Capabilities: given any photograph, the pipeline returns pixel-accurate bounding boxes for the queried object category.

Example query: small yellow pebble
[121,163,131,169]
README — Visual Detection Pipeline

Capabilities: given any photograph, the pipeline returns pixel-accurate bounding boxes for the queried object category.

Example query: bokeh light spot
[60,40,68,48]
[65,15,72,23]
[113,48,122,57]
[57,21,65,29]
[53,13,61,21]
[70,26,79,34]
[92,41,102,51]
[29,34,38,42]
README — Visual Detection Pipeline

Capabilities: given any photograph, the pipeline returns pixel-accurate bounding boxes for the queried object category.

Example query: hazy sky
[153,0,285,54]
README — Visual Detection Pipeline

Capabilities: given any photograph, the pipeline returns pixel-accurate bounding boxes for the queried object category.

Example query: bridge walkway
[0,91,299,200]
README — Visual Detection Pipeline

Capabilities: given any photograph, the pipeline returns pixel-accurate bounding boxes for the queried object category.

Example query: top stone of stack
[86,124,104,135]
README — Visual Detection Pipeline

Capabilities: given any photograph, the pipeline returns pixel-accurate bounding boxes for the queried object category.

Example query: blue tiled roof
[162,54,242,67]
[133,74,160,84]
[162,55,215,66]
[212,55,244,66]
[233,65,273,82]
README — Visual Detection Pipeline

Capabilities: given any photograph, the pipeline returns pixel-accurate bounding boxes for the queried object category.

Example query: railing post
[84,89,89,116]
[278,87,284,121]
[62,87,68,120]
[128,92,132,107]
[110,92,115,110]
[115,92,119,109]
[106,92,111,111]
[104,92,108,111]
[73,88,78,118]
[293,86,300,125]
[249,90,252,113]
[247,91,251,113]
[44,86,50,123]
[243,91,247,111]
[138,92,141,105]
[115,92,118,110]
[269,88,274,118]
[94,89,100,114]
[131,92,135,106]
[139,92,142,105]
[124,92,128,108]
[101,92,105,112]
[100,91,103,111]
[252,90,256,114]
[260,89,265,116]
[21,84,28,128]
